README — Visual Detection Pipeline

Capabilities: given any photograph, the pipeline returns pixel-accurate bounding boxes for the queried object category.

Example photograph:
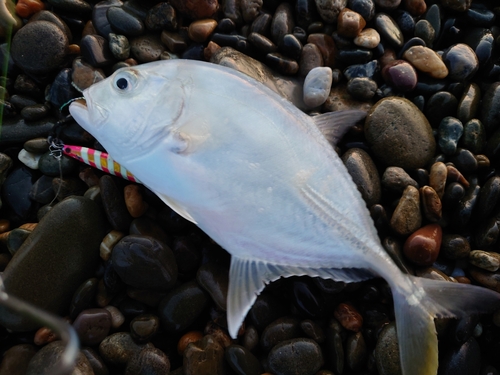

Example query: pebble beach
[0,0,500,374]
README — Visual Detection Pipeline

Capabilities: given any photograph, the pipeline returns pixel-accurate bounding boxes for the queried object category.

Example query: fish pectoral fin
[312,110,367,146]
[227,256,374,338]
[154,192,197,224]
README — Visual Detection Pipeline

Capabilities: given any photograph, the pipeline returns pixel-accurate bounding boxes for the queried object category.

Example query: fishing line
[48,139,64,206]
[59,96,85,112]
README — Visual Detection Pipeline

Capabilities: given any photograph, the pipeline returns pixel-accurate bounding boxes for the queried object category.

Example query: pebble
[403,223,442,266]
[299,42,323,76]
[73,308,112,346]
[345,332,367,371]
[225,344,262,375]
[314,0,347,23]
[123,184,148,217]
[441,0,471,12]
[365,97,436,168]
[130,34,165,62]
[354,28,380,48]
[112,235,177,291]
[80,34,115,67]
[169,0,218,19]
[248,33,277,54]
[374,13,404,48]
[382,59,417,92]
[105,305,125,328]
[0,344,37,375]
[158,280,209,332]
[266,52,299,75]
[145,2,177,31]
[107,6,144,36]
[183,335,225,375]
[189,19,218,43]
[342,148,381,206]
[414,19,434,47]
[381,166,418,192]
[17,149,41,170]
[439,337,481,375]
[469,250,500,272]
[307,33,336,67]
[347,77,377,100]
[260,317,301,351]
[15,0,45,18]
[100,175,132,231]
[403,45,448,79]
[0,196,105,331]
[300,319,325,343]
[130,314,160,343]
[81,347,109,375]
[475,217,499,249]
[26,342,93,375]
[420,185,442,222]
[279,34,302,60]
[390,185,421,236]
[374,323,401,375]
[109,33,130,60]
[438,116,463,155]
[69,278,98,319]
[125,347,170,375]
[334,302,363,332]
[441,234,471,260]
[337,8,366,38]
[11,20,68,74]
[271,2,294,45]
[99,332,153,366]
[442,43,479,81]
[196,261,228,311]
[92,0,123,38]
[268,338,324,375]
[302,67,332,108]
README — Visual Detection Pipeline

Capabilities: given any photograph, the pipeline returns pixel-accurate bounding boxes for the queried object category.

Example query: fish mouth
[69,96,109,132]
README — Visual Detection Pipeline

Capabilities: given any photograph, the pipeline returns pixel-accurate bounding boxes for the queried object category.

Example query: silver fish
[69,60,500,375]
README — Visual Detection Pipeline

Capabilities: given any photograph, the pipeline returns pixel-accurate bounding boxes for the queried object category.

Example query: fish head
[69,61,187,162]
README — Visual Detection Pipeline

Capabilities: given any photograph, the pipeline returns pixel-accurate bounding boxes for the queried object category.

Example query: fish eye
[112,70,139,93]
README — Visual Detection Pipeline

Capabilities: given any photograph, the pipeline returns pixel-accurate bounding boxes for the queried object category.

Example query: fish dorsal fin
[154,192,197,224]
[312,110,367,146]
[227,256,373,338]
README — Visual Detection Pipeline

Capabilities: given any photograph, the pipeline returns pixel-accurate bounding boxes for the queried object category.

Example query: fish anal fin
[313,110,367,146]
[227,256,374,338]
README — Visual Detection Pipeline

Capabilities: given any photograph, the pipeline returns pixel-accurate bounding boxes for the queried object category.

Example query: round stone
[268,338,324,375]
[353,27,380,48]
[26,342,93,375]
[303,66,332,108]
[403,45,448,79]
[196,261,228,311]
[130,34,165,63]
[73,308,112,346]
[107,6,144,36]
[403,224,442,266]
[99,332,153,366]
[374,323,401,375]
[188,19,217,43]
[0,344,37,375]
[390,185,421,236]
[109,33,130,60]
[334,302,363,332]
[442,43,479,81]
[225,344,262,374]
[337,8,366,38]
[125,348,170,375]
[381,59,417,92]
[365,97,436,168]
[112,235,178,291]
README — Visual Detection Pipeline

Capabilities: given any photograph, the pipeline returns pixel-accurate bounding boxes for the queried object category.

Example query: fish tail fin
[392,275,500,375]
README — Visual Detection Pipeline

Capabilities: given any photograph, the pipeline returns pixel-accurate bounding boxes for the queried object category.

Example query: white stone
[303,66,333,108]
[354,28,381,49]
[18,149,41,170]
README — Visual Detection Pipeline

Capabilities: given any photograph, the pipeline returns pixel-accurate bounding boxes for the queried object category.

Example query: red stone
[169,0,218,20]
[403,224,442,266]
[334,302,363,332]
[337,8,366,38]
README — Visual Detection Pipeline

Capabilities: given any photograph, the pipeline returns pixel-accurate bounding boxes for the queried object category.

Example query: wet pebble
[268,338,323,375]
[439,337,481,375]
[299,43,323,76]
[314,0,346,23]
[183,335,225,375]
[346,331,367,371]
[196,261,228,311]
[381,166,418,192]
[11,20,68,74]
[390,185,421,236]
[334,302,363,332]
[475,217,499,249]
[354,28,380,48]
[307,33,336,67]
[374,13,404,48]
[480,82,500,133]
[123,184,148,218]
[73,308,112,346]
[109,33,130,60]
[381,59,417,92]
[69,278,98,319]
[438,116,463,155]
[99,332,153,366]
[442,43,479,81]
[374,323,401,375]
[441,234,471,260]
[261,317,301,351]
[225,344,262,375]
[461,119,485,154]
[0,344,37,375]
[403,45,448,79]
[365,97,436,169]
[125,347,170,375]
[158,280,209,332]
[469,250,500,272]
[130,34,165,62]
[169,0,218,20]
[425,90,457,127]
[130,314,160,343]
[80,34,115,67]
[420,185,442,222]
[100,175,132,231]
[189,19,217,43]
[26,341,93,375]
[271,3,294,45]
[337,8,366,38]
[342,148,381,206]
[403,223,442,266]
[112,235,177,291]
[100,230,125,261]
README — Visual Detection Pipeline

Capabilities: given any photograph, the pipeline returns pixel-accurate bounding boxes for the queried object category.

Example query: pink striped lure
[63,145,141,183]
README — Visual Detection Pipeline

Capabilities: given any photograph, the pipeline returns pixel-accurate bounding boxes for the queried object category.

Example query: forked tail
[392,275,500,375]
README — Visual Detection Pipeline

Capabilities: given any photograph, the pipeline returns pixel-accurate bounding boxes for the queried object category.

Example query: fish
[69,59,500,375]
[62,144,140,183]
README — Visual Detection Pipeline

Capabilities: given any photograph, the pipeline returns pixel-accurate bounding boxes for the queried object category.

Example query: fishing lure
[62,145,141,183]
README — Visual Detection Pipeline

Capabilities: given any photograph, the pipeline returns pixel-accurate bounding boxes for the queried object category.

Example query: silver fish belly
[69,60,500,375]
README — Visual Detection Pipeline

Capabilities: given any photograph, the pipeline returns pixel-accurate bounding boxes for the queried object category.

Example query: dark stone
[100,175,132,231]
[268,338,324,375]
[80,34,115,67]
[107,6,144,36]
[225,345,262,375]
